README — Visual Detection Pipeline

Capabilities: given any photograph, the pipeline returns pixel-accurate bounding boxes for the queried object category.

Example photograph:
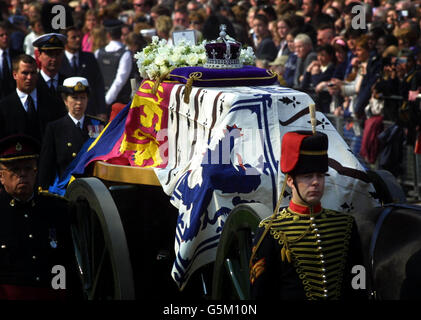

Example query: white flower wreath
[134,36,256,81]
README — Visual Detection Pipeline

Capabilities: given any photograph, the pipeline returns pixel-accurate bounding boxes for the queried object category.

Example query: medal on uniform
[88,123,104,138]
[49,228,58,248]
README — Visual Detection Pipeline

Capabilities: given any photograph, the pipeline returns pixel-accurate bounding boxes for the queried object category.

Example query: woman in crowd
[327,35,381,155]
[91,26,108,53]
[155,15,173,41]
[283,28,299,88]
[275,15,292,59]
[81,9,98,52]
[331,38,349,80]
[252,14,278,65]
[302,44,336,113]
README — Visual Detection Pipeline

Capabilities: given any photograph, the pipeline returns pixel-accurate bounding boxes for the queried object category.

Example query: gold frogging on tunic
[259,207,353,300]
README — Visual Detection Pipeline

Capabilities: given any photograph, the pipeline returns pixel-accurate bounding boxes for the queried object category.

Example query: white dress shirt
[68,113,85,128]
[16,88,38,112]
[95,40,132,105]
[64,50,79,69]
[276,40,288,58]
[40,70,59,90]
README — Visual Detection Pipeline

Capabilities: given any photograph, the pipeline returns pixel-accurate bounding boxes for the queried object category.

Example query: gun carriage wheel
[65,177,135,300]
[212,203,272,300]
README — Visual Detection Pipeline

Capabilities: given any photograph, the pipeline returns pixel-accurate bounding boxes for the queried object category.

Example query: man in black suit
[60,26,107,121]
[32,33,67,111]
[0,54,65,142]
[0,21,19,99]
[38,77,105,190]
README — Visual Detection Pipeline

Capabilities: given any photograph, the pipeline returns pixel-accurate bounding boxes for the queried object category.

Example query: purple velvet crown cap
[203,24,242,69]
[205,42,241,60]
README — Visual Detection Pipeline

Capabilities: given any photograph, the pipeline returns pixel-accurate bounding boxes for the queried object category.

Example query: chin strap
[293,176,313,208]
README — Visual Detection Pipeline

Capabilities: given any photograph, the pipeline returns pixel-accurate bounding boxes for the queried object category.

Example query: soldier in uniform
[249,131,366,300]
[0,134,81,299]
[38,77,105,190]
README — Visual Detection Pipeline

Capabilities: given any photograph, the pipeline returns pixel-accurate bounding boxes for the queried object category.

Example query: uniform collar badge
[15,142,22,151]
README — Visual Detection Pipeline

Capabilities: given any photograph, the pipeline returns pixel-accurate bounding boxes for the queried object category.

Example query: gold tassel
[281,245,292,263]
[281,246,286,262]
[286,248,292,263]
[151,70,172,95]
[183,77,194,104]
[280,233,292,263]
[267,70,286,87]
[151,79,161,95]
[183,72,202,104]
[276,73,287,86]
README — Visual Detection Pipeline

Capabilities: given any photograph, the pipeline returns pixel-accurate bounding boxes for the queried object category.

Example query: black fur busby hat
[281,130,329,175]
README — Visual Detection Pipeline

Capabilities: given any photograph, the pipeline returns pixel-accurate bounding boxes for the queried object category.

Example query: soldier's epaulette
[323,208,338,215]
[258,207,288,228]
[37,187,68,201]
[323,208,352,217]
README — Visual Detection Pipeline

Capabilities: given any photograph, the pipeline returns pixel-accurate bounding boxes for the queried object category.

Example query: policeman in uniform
[38,77,105,190]
[95,19,132,108]
[0,134,81,299]
[249,130,366,300]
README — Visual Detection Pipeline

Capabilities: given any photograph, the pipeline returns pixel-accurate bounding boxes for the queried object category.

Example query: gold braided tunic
[250,201,364,300]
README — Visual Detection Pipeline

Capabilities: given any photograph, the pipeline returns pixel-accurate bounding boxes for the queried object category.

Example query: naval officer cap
[281,130,329,175]
[0,134,40,163]
[59,77,90,94]
[32,33,67,51]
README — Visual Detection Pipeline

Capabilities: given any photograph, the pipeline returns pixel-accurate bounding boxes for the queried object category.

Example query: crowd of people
[0,0,420,178]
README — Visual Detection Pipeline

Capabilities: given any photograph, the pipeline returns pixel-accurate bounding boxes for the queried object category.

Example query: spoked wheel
[212,203,272,300]
[65,177,135,300]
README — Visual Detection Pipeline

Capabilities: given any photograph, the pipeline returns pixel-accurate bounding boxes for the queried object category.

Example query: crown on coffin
[203,25,243,69]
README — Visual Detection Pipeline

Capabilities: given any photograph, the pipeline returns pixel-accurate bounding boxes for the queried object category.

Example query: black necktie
[26,94,39,137]
[76,121,82,131]
[26,94,36,119]
[2,50,9,80]
[49,79,55,94]
[72,55,78,75]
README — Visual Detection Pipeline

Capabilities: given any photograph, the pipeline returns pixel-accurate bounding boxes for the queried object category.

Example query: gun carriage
[63,27,419,300]
[64,80,413,300]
